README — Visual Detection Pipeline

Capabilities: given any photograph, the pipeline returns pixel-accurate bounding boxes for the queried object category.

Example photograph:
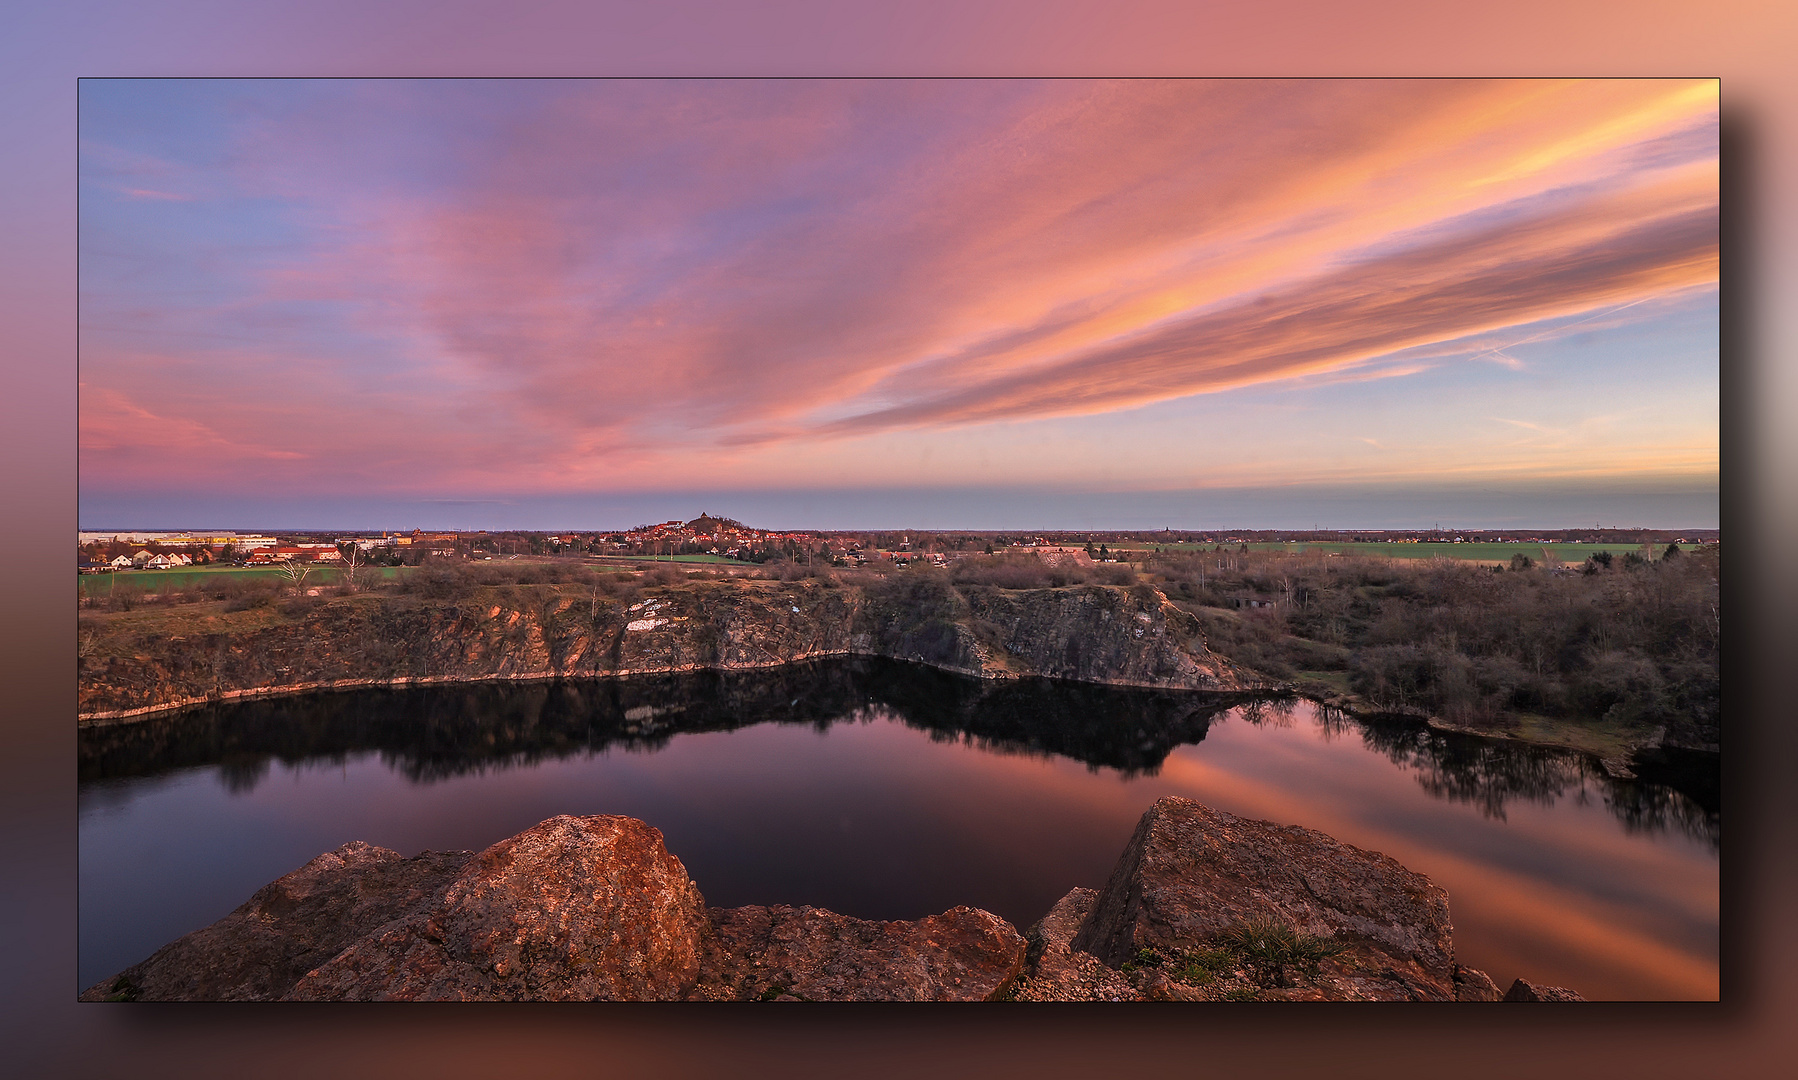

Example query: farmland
[1114,540,1671,563]
[589,552,757,566]
[77,554,759,598]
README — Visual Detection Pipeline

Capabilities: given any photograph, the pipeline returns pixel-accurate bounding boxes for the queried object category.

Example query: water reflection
[1327,707,1717,850]
[79,657,1716,848]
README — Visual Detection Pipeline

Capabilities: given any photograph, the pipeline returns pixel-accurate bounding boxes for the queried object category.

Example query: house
[110,554,134,568]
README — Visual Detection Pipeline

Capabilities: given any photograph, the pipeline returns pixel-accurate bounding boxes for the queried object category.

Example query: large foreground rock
[78,841,474,1002]
[83,802,1562,1003]
[1070,796,1459,1000]
[82,815,1026,1002]
[688,904,1025,1001]
[82,816,709,1002]
[285,815,710,1000]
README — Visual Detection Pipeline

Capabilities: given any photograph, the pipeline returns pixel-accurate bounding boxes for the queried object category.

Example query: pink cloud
[810,170,1715,435]
[79,79,1717,495]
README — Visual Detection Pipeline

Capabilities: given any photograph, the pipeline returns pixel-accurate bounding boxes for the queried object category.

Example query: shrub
[642,564,683,586]
[224,590,274,612]
[406,564,477,600]
[951,556,1062,590]
[278,595,317,618]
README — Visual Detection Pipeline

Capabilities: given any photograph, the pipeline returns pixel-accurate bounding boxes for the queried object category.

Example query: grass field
[78,564,415,596]
[1116,541,1669,562]
[590,553,758,566]
[79,552,765,596]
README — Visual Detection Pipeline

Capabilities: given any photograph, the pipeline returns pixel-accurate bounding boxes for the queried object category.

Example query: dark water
[78,658,1719,999]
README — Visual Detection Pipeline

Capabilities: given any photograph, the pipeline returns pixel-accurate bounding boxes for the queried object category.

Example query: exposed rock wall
[78,580,1255,722]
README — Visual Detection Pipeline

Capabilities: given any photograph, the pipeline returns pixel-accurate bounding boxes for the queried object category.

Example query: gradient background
[4,2,1791,1078]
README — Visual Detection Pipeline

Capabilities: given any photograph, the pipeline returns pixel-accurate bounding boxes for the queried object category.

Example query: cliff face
[77,579,1256,722]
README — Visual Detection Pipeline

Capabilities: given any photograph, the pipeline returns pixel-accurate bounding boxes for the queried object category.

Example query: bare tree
[339,543,365,590]
[279,559,313,593]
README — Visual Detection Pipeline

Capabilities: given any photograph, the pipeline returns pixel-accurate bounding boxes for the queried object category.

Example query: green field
[1118,541,1671,562]
[591,553,757,566]
[78,563,415,596]
[81,553,765,596]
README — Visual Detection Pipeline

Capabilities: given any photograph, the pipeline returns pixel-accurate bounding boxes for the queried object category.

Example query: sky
[77,78,1719,530]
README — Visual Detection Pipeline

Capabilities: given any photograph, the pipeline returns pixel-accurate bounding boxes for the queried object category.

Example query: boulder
[1454,964,1504,1002]
[285,815,710,1000]
[1010,888,1143,1002]
[82,814,1024,1003]
[78,842,472,1002]
[1504,978,1587,1002]
[83,816,710,1002]
[688,904,1025,1001]
[1070,796,1457,1000]
[80,805,1576,1003]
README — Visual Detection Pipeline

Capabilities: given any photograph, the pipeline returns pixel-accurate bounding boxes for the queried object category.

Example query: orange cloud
[79,79,1717,495]
[812,164,1715,435]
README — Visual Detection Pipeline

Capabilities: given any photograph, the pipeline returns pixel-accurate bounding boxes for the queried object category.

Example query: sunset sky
[77,78,1719,530]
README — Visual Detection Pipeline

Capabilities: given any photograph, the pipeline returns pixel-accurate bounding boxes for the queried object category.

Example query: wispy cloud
[117,187,193,202]
[79,385,306,461]
[807,171,1714,436]
[77,79,1718,497]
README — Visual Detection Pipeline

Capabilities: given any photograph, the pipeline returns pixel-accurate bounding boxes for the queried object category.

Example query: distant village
[77,515,1717,575]
[74,514,983,573]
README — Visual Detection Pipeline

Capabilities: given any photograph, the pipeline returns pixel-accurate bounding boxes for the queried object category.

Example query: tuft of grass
[1120,945,1164,973]
[1169,946,1237,986]
[755,982,810,1002]
[1214,919,1349,988]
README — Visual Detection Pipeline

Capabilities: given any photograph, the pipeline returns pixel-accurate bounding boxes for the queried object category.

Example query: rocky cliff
[78,578,1256,722]
[81,800,1582,1003]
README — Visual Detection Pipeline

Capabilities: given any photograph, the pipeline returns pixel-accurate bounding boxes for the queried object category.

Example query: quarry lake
[78,658,1718,999]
